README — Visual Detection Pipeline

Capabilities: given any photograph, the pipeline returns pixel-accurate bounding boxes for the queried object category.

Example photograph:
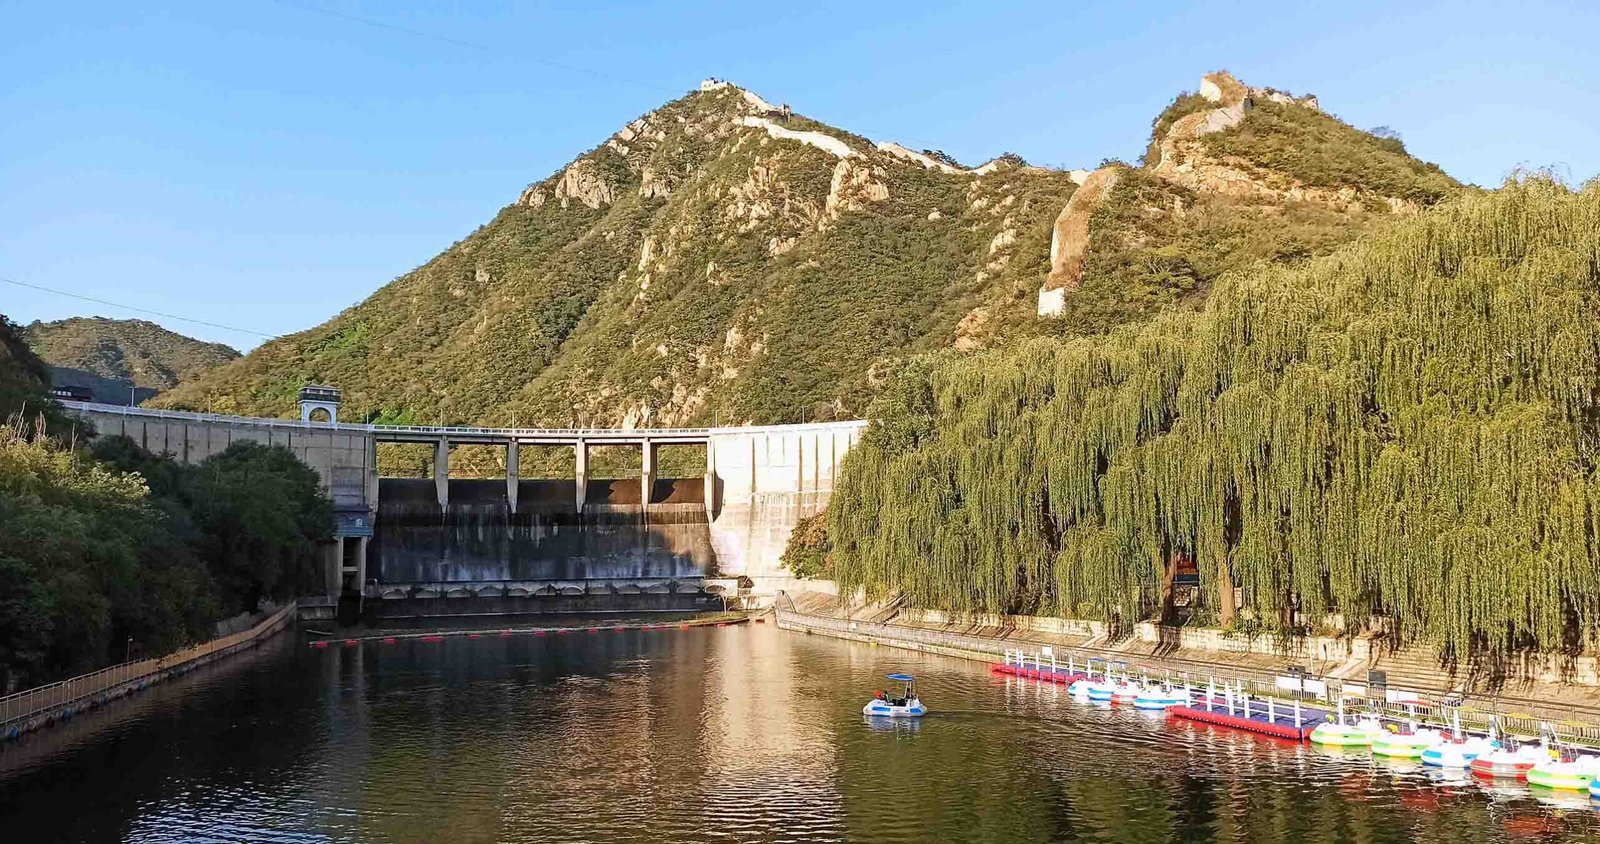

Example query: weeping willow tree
[820,177,1600,661]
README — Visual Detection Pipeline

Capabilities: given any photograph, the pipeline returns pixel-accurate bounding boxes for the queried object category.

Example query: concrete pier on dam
[63,400,864,619]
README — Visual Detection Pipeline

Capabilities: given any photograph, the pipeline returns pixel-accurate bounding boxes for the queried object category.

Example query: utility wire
[263,0,681,95]
[1,278,280,339]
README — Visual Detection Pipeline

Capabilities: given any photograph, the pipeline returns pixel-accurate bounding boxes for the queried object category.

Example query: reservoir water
[3,623,1597,843]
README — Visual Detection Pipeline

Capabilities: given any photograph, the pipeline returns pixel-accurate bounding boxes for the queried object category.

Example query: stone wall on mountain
[1035,71,1461,332]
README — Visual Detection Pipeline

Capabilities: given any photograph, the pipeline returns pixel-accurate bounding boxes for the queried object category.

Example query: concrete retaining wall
[73,405,377,510]
[706,421,864,579]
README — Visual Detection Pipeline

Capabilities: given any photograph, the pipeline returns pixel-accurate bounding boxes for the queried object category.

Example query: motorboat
[863,672,926,717]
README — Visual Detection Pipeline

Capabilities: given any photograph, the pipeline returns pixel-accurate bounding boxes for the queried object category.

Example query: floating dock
[989,662,1087,685]
[1168,696,1329,741]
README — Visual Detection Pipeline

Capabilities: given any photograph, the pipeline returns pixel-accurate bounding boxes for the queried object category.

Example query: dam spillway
[374,477,718,583]
[61,401,867,610]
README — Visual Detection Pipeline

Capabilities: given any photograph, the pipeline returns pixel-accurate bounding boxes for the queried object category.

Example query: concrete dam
[64,399,864,617]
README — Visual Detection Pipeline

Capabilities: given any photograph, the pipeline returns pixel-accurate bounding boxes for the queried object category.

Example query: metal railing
[62,401,867,440]
[1,602,296,735]
[777,607,1600,747]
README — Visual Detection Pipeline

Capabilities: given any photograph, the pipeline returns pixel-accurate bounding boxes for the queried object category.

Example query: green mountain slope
[154,73,1459,430]
[24,317,239,392]
[813,178,1598,661]
[1,315,50,406]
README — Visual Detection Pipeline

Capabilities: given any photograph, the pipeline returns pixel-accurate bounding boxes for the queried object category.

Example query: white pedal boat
[863,672,926,718]
[1422,735,1497,768]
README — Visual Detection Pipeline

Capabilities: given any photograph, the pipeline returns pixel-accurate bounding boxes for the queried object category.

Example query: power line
[1,278,280,339]
[262,0,681,95]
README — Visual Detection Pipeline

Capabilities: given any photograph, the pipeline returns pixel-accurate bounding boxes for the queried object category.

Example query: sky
[3,0,1598,351]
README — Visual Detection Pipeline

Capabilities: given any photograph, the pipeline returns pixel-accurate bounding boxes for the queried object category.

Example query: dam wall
[374,478,717,582]
[69,403,377,512]
[705,422,864,581]
[63,402,865,596]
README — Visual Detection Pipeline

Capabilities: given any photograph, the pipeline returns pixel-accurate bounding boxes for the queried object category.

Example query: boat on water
[1132,685,1189,710]
[1421,735,1497,768]
[1077,679,1139,703]
[1421,713,1497,767]
[1471,738,1550,780]
[863,672,926,718]
[1525,754,1600,791]
[1372,726,1445,758]
[1308,698,1383,747]
[1310,717,1384,747]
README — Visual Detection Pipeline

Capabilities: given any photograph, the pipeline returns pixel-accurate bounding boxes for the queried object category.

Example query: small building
[298,384,342,424]
[50,385,94,402]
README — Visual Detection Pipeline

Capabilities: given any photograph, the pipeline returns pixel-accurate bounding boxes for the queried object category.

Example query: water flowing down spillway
[373,478,719,582]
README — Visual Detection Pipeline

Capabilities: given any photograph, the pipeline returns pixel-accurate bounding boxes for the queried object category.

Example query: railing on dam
[61,400,864,446]
[371,577,743,599]
[0,602,296,737]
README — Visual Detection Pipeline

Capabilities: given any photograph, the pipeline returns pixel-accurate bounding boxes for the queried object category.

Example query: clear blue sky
[4,0,1597,351]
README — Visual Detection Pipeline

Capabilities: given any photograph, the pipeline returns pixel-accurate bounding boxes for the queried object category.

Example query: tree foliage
[818,178,1600,662]
[0,424,333,690]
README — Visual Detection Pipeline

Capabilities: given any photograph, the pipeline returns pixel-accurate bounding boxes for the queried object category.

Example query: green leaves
[822,178,1600,663]
[0,426,333,689]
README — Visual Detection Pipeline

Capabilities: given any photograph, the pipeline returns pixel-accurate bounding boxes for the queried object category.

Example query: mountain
[0,315,50,405]
[153,72,1460,428]
[23,317,240,395]
[0,314,76,434]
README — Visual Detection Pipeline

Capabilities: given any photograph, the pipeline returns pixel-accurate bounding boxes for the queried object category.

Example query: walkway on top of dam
[61,400,862,445]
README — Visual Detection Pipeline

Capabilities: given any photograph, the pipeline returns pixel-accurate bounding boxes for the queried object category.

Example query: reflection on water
[3,624,1598,843]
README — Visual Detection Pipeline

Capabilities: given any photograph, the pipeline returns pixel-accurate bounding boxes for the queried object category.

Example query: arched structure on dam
[63,401,864,616]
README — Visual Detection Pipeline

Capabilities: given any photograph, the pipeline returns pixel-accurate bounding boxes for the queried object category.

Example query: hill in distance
[24,317,240,401]
[153,71,1460,430]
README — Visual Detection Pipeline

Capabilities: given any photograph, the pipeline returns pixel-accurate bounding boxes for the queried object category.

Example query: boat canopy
[885,673,915,682]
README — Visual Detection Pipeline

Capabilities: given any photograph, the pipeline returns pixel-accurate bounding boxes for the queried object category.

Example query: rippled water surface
[4,623,1599,843]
